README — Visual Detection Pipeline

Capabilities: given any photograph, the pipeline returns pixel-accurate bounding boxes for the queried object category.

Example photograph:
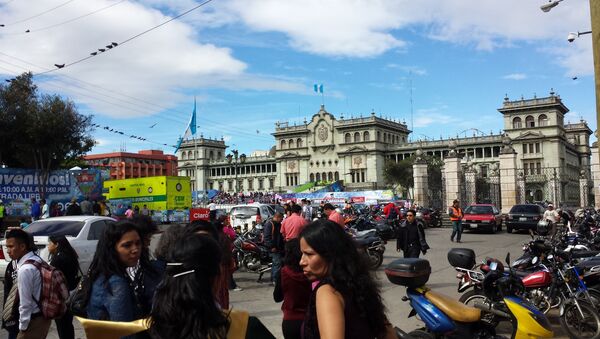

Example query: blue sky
[0,0,595,156]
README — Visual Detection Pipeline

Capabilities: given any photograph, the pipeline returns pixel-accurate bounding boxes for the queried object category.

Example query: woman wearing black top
[48,235,80,339]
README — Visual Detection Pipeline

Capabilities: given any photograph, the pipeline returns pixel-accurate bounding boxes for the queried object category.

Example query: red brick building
[84,150,178,180]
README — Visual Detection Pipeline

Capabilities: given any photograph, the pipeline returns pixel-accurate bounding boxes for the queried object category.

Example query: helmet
[482,270,504,301]
[536,220,549,236]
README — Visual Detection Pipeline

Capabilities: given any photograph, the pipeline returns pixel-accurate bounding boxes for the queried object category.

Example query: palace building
[176,91,592,203]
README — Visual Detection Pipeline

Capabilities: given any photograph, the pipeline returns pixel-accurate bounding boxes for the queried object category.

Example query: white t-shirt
[543,210,559,223]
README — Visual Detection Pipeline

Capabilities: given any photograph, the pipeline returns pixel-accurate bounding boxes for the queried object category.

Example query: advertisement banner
[189,208,210,222]
[0,168,108,217]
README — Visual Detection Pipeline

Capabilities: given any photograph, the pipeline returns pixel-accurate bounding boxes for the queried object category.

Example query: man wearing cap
[543,203,559,236]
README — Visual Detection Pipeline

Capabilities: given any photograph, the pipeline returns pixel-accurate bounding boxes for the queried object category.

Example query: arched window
[316,173,321,181]
[322,172,327,181]
[512,117,522,129]
[328,172,333,181]
[288,139,294,148]
[538,114,548,127]
[354,132,361,142]
[181,152,187,160]
[217,152,222,159]
[297,138,303,147]
[334,172,339,181]
[525,115,535,128]
[363,131,370,141]
[345,133,351,143]
[209,150,214,160]
[383,133,388,143]
[310,173,315,182]
[377,131,381,141]
[280,139,286,149]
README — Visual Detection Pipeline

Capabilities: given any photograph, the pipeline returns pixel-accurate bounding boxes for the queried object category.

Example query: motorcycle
[385,257,553,338]
[451,248,600,338]
[232,231,272,282]
[350,228,386,270]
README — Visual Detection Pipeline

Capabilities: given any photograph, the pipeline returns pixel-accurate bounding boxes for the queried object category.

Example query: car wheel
[489,224,496,234]
[507,224,513,233]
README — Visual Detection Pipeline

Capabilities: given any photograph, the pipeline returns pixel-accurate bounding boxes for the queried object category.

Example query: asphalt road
[9,225,573,338]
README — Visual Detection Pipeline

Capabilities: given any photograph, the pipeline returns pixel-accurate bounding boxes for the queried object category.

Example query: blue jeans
[451,220,463,241]
[271,252,282,283]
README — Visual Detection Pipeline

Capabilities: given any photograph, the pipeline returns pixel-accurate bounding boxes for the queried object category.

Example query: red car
[461,204,503,233]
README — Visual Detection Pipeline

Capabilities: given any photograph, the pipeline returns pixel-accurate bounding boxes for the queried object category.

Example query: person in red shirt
[323,203,345,228]
[273,238,311,339]
[382,202,400,220]
[280,204,307,241]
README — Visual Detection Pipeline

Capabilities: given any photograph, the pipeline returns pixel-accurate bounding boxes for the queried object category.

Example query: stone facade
[177,93,593,207]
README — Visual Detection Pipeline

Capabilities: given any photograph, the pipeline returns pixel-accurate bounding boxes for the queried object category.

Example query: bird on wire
[54,64,65,68]
[149,123,158,128]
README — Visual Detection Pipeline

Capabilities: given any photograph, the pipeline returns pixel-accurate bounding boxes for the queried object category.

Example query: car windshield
[464,206,494,215]
[26,220,84,237]
[231,206,259,216]
[510,205,541,214]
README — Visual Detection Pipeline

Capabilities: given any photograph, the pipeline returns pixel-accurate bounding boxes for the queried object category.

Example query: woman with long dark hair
[299,220,395,339]
[149,233,274,339]
[87,221,142,328]
[48,235,80,339]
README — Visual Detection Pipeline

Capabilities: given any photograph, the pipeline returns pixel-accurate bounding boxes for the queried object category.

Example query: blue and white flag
[313,83,323,94]
[182,98,197,140]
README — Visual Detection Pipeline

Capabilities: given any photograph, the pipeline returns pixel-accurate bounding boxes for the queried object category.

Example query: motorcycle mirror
[505,253,511,266]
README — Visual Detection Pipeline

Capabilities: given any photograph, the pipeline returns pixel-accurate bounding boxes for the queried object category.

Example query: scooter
[385,257,553,339]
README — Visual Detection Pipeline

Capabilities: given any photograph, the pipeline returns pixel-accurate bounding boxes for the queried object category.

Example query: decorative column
[444,140,462,209]
[517,171,526,204]
[592,146,600,208]
[580,169,591,208]
[498,135,519,214]
[549,168,560,205]
[464,162,477,205]
[412,149,429,207]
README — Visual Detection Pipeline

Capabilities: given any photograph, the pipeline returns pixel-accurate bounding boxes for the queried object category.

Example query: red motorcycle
[232,230,272,282]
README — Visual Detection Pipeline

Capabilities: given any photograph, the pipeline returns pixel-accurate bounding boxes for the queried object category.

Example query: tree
[383,157,414,197]
[0,72,95,195]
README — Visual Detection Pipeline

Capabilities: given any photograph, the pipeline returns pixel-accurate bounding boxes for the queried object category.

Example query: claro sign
[189,208,210,222]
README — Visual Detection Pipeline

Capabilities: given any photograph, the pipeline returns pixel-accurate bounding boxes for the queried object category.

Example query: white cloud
[413,109,452,128]
[0,0,303,119]
[503,73,528,80]
[386,64,427,76]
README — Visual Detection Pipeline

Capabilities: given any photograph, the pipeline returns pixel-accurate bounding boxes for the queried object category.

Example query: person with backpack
[5,228,63,339]
[47,236,80,339]
[383,202,399,221]
[2,260,19,339]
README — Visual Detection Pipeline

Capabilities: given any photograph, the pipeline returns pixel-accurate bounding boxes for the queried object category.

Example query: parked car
[505,204,545,233]
[229,204,274,231]
[461,204,503,233]
[0,215,116,280]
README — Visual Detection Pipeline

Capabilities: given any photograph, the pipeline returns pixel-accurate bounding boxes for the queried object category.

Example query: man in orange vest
[448,199,464,243]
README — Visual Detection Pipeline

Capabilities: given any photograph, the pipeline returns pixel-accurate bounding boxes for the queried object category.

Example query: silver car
[0,216,116,280]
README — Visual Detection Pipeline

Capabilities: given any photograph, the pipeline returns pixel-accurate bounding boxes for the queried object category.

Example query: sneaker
[450,238,454,242]
[457,240,461,243]
[232,287,243,292]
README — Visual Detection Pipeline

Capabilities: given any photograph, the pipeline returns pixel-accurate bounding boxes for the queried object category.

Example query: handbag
[67,269,92,317]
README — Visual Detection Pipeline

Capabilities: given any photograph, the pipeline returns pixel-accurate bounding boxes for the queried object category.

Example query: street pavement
[15,226,572,338]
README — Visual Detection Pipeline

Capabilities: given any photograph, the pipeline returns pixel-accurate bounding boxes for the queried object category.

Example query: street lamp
[540,0,563,12]
[226,149,246,193]
[567,31,592,42]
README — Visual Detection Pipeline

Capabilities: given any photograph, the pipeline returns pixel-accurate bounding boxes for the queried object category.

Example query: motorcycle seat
[354,236,379,246]
[505,268,531,278]
[571,250,600,259]
[424,290,481,323]
[355,230,376,238]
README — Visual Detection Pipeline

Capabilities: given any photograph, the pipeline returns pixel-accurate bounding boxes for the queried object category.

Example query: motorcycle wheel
[367,251,383,270]
[407,329,434,339]
[459,289,488,306]
[560,300,600,339]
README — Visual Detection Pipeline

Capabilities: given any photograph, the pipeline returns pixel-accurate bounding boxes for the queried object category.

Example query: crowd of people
[207,191,278,205]
[27,197,112,222]
[2,195,408,339]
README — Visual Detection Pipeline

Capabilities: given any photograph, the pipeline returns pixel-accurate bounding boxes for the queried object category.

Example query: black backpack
[388,207,398,220]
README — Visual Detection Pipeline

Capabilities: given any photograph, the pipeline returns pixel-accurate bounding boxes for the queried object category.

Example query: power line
[3,0,78,26]
[1,0,125,35]
[0,56,275,142]
[34,0,215,75]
